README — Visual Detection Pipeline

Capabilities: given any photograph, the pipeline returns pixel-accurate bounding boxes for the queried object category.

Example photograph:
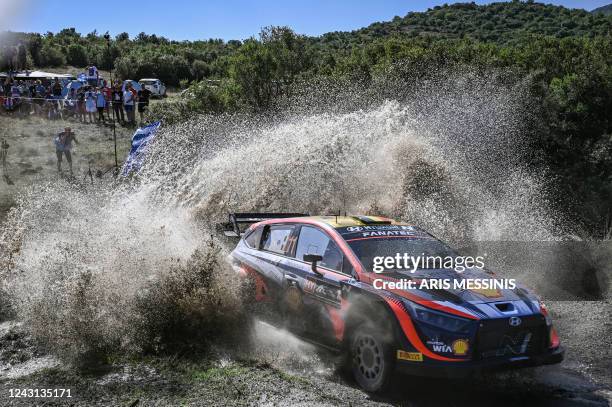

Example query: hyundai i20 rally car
[225,213,564,392]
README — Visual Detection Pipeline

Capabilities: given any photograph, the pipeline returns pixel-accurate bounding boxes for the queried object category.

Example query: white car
[139,78,166,98]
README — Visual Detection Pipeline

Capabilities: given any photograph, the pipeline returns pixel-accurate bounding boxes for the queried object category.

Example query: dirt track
[0,300,610,406]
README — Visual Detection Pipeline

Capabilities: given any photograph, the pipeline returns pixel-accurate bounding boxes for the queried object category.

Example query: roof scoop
[351,215,392,225]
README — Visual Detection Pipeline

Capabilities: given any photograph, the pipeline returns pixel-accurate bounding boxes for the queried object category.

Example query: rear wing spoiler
[221,212,309,237]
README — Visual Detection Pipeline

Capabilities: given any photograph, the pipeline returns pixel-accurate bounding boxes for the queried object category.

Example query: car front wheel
[350,324,394,392]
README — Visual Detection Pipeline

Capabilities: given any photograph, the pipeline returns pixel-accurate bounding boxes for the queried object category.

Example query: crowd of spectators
[0,65,152,127]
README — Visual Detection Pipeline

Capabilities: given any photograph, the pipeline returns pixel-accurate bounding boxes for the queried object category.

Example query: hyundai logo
[509,317,522,327]
[346,226,363,232]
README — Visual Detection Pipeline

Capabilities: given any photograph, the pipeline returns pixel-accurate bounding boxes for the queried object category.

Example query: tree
[260,26,311,97]
[229,39,275,109]
[39,44,66,67]
[2,46,16,70]
[67,44,88,67]
[17,44,27,69]
[27,34,43,66]
[116,32,129,42]
[191,60,210,81]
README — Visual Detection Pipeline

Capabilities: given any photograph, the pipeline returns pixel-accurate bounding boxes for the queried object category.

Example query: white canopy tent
[0,70,75,80]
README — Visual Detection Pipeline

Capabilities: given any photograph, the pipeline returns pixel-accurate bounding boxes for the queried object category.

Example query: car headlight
[539,301,552,325]
[406,301,472,334]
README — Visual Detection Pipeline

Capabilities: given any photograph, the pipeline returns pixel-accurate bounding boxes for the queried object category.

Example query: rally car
[225,213,564,392]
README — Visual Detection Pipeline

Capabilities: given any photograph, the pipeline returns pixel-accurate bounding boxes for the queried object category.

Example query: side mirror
[303,254,323,276]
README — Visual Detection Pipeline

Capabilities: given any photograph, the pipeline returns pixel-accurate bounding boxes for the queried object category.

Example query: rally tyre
[350,324,394,393]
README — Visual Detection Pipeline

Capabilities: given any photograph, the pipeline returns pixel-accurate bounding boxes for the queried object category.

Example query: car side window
[244,226,263,249]
[295,226,343,272]
[262,225,296,255]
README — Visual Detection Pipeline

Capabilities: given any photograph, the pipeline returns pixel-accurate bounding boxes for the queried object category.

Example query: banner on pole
[122,121,161,176]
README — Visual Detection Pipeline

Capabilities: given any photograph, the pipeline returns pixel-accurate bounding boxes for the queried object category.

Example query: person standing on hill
[35,80,45,96]
[52,79,62,99]
[54,127,78,176]
[111,83,125,123]
[102,81,112,118]
[123,82,136,125]
[137,84,151,124]
[87,64,99,86]
[95,87,106,123]
[85,87,96,123]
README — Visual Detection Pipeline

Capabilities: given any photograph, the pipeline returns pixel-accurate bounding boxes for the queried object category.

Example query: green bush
[39,44,65,67]
[66,43,88,66]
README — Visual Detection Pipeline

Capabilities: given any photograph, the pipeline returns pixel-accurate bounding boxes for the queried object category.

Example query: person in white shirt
[123,82,136,125]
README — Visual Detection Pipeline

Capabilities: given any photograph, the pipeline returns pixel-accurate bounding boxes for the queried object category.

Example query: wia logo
[432,343,452,353]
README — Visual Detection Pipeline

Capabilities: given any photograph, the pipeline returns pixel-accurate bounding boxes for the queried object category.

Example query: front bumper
[395,346,564,378]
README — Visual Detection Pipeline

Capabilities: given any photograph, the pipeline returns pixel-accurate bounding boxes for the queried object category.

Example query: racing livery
[226,213,564,392]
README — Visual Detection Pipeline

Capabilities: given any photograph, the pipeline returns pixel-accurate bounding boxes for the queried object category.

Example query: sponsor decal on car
[427,338,452,353]
[361,230,420,238]
[284,286,303,313]
[303,279,316,294]
[397,350,423,362]
[452,339,469,356]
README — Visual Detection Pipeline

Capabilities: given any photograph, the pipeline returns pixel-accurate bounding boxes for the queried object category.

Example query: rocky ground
[0,300,610,406]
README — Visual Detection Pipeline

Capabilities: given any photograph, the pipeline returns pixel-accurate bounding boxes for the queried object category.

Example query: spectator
[44,92,61,120]
[52,79,62,99]
[21,91,32,117]
[123,82,136,125]
[3,96,14,114]
[64,88,77,117]
[32,91,44,116]
[137,83,152,124]
[102,81,112,118]
[87,64,99,86]
[85,86,96,123]
[54,127,78,176]
[35,80,45,95]
[10,81,20,99]
[76,88,86,122]
[95,87,106,123]
[112,83,125,123]
[9,82,21,114]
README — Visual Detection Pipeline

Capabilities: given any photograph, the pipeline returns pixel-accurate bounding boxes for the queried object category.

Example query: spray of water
[0,69,607,367]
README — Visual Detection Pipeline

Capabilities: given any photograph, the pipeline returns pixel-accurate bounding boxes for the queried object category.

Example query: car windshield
[346,237,458,273]
[140,80,156,84]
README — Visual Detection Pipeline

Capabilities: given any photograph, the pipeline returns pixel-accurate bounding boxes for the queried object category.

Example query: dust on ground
[0,301,610,406]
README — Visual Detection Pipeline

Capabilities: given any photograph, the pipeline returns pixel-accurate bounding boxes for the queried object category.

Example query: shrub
[66,43,88,67]
[39,44,66,67]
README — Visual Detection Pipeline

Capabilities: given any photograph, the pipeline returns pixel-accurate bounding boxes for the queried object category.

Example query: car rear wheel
[350,324,394,392]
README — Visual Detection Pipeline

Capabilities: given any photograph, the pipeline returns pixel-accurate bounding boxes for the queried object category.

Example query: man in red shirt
[102,80,112,118]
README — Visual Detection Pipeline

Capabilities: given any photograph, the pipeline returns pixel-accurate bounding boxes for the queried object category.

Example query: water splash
[0,70,591,365]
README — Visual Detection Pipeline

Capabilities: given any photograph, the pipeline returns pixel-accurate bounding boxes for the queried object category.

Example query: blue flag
[122,122,161,176]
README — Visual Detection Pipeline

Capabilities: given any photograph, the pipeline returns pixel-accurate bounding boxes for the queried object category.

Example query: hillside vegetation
[1,1,611,235]
[592,4,612,15]
[1,1,610,86]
